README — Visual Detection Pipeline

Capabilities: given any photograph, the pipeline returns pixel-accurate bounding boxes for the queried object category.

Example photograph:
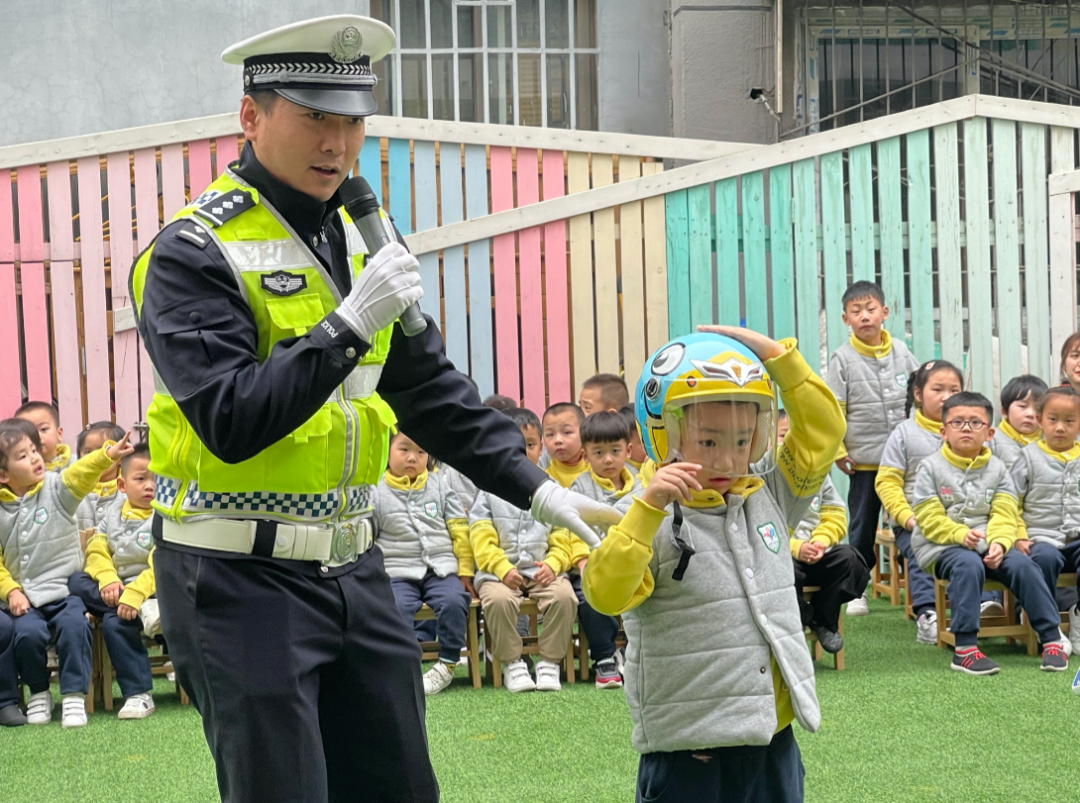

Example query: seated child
[911,392,1067,674]
[373,431,474,696]
[585,328,844,803]
[438,393,518,515]
[579,373,630,415]
[542,403,589,488]
[620,404,649,474]
[0,604,22,726]
[991,375,1047,468]
[1010,386,1080,656]
[876,360,962,644]
[0,418,132,727]
[566,411,643,688]
[15,401,71,473]
[778,411,869,654]
[69,442,158,718]
[75,421,127,531]
[471,407,577,693]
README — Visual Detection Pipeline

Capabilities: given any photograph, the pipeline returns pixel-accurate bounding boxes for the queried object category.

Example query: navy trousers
[390,570,471,665]
[934,546,1061,647]
[0,610,19,709]
[894,527,936,618]
[1027,540,1080,596]
[846,469,883,571]
[12,595,92,695]
[792,543,869,632]
[570,572,619,662]
[69,571,153,697]
[636,726,805,803]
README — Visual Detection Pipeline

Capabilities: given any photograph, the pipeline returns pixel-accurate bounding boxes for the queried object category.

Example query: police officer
[132,15,618,803]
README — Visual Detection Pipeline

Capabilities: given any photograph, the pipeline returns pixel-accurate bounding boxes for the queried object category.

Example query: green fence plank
[793,158,821,370]
[877,137,906,342]
[821,151,848,354]
[992,119,1023,392]
[688,184,714,328]
[935,123,964,369]
[849,143,875,282]
[666,190,691,338]
[964,118,994,398]
[907,130,935,362]
[1021,123,1052,383]
[769,165,796,341]
[715,177,741,327]
[742,171,768,333]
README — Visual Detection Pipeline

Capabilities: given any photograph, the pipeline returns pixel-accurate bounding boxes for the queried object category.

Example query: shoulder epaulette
[192,188,255,228]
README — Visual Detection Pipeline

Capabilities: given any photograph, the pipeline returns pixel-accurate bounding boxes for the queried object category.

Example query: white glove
[531,481,622,549]
[139,599,162,639]
[336,241,423,342]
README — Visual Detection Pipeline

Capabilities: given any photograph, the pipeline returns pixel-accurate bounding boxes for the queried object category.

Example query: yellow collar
[915,409,943,436]
[546,457,589,488]
[0,481,44,502]
[999,419,1039,447]
[683,476,766,508]
[590,467,636,497]
[940,443,992,471]
[383,469,429,491]
[849,329,892,359]
[44,443,71,472]
[121,501,153,520]
[1037,440,1080,463]
[95,478,120,498]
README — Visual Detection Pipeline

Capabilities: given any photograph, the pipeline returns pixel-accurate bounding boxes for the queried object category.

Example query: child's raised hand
[963,530,984,550]
[641,463,702,510]
[7,588,30,617]
[696,325,784,361]
[502,568,524,591]
[533,562,555,587]
[460,575,477,599]
[983,542,1004,570]
[117,603,138,621]
[105,431,135,463]
[101,581,125,607]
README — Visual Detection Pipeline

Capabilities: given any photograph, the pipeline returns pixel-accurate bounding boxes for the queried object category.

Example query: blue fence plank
[387,138,412,234]
[464,144,494,397]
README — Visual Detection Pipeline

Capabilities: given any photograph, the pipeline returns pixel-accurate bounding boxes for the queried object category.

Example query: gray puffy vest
[76,488,125,531]
[989,428,1031,470]
[1011,443,1080,547]
[95,499,154,583]
[373,472,466,581]
[570,470,643,542]
[879,417,945,525]
[437,465,479,515]
[470,491,554,588]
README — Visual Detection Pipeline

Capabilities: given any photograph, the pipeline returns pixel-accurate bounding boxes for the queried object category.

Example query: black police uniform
[138,144,550,803]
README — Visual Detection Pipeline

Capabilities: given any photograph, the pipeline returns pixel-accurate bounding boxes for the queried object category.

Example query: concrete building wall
[597,0,672,137]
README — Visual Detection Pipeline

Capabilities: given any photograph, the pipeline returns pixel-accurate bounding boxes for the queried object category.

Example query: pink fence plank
[0,172,18,416]
[541,151,571,405]
[490,147,520,402]
[16,165,51,403]
[516,150,545,414]
[0,170,13,263]
[215,135,240,176]
[161,143,187,220]
[76,156,112,421]
[188,139,213,198]
[46,161,83,441]
[133,148,159,419]
[106,153,139,431]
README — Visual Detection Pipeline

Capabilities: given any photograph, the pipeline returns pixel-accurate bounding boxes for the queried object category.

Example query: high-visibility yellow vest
[130,171,396,523]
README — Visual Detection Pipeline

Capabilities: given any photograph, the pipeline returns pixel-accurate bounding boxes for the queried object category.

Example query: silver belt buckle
[330,521,360,564]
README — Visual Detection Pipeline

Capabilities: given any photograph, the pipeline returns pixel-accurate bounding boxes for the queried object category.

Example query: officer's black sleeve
[137,221,370,463]
[377,317,550,511]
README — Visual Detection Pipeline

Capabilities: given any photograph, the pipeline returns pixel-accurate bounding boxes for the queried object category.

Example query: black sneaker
[811,625,844,654]
[0,704,27,727]
[594,658,623,689]
[1041,643,1069,672]
[951,647,1000,676]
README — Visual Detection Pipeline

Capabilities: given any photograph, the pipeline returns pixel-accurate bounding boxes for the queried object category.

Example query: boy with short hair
[911,392,1067,674]
[470,407,577,694]
[0,418,132,727]
[74,421,127,530]
[586,327,845,802]
[991,375,1047,468]
[579,373,630,415]
[619,404,649,473]
[69,442,158,718]
[15,401,70,473]
[542,403,589,488]
[827,281,919,615]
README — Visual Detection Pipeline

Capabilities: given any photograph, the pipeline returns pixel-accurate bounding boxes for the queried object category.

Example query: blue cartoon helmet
[634,333,777,470]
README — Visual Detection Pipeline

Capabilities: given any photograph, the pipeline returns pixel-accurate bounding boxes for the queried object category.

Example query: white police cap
[222,15,395,117]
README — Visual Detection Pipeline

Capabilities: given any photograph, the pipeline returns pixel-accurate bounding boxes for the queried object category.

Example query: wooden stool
[802,586,845,671]
[483,597,576,687]
[1024,572,1078,656]
[932,578,1029,650]
[574,615,627,681]
[414,599,482,689]
[871,529,903,607]
[98,630,189,709]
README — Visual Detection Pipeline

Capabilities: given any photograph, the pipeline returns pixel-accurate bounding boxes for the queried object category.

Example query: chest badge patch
[34,507,48,526]
[757,521,780,554]
[261,270,308,297]
[810,496,821,513]
[136,529,153,550]
[895,373,909,389]
[985,488,995,505]
[940,485,954,502]
[424,501,439,519]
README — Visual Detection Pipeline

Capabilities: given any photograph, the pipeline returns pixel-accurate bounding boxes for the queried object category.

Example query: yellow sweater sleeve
[789,537,805,560]
[119,549,155,609]
[1015,497,1030,541]
[447,518,475,576]
[986,493,1019,552]
[811,505,847,548]
[913,498,969,545]
[84,534,121,589]
[835,401,849,460]
[568,533,592,568]
[876,466,913,527]
[61,443,118,501]
[469,520,515,580]
[0,546,22,602]
[582,498,664,616]
[544,528,573,574]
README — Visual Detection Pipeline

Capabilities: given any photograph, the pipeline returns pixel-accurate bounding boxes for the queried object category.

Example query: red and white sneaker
[594,658,623,689]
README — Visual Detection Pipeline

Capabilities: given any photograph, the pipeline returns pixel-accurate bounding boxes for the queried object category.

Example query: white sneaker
[139,600,162,639]
[61,694,87,729]
[422,662,455,696]
[916,611,938,645]
[26,691,54,725]
[1069,607,1080,657]
[504,659,536,693]
[117,692,155,720]
[979,600,1005,618]
[1060,628,1074,658]
[534,660,562,692]
[846,594,870,616]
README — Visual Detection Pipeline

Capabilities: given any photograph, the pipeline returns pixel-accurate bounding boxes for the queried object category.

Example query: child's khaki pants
[478,575,576,663]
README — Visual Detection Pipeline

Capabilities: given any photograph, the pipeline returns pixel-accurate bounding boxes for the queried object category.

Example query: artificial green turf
[3,596,1079,802]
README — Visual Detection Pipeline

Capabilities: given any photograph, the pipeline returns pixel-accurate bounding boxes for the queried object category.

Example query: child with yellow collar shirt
[542,403,589,488]
[990,375,1047,468]
[583,327,844,803]
[74,421,127,531]
[372,431,475,696]
[911,392,1068,674]
[15,401,71,473]
[0,418,132,728]
[69,442,160,718]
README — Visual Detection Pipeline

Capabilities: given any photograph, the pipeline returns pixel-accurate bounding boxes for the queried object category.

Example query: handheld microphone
[338,176,427,337]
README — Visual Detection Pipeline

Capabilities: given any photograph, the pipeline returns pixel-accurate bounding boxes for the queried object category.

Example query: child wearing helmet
[582,327,845,803]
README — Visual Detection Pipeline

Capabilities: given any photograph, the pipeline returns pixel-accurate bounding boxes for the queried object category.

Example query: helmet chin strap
[670,502,695,581]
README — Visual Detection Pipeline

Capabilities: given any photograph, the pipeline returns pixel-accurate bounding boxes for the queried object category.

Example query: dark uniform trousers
[156,542,440,803]
[791,543,869,632]
[0,609,19,710]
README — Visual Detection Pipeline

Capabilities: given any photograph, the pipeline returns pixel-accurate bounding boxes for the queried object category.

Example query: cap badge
[330,26,364,63]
